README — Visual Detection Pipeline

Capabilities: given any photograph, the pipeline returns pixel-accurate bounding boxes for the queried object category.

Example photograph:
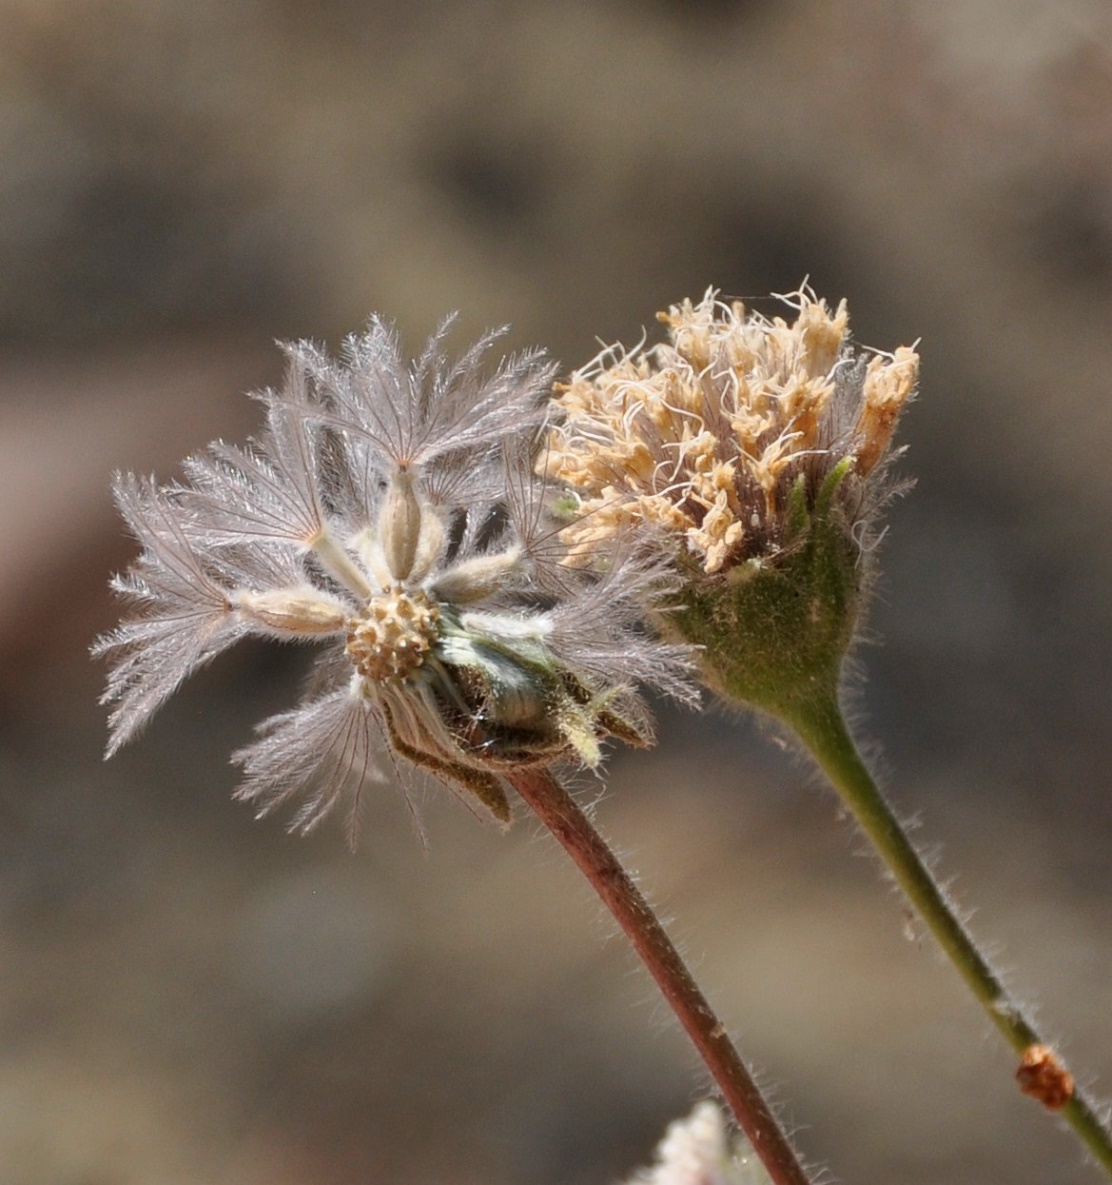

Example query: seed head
[545,288,918,719]
[95,316,693,843]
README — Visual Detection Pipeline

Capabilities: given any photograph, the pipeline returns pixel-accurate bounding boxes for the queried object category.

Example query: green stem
[507,766,814,1185]
[787,691,1112,1176]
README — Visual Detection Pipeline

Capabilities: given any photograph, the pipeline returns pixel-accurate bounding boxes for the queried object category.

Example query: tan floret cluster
[545,289,918,574]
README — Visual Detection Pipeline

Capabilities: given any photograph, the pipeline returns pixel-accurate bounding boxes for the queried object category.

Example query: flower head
[96,317,692,842]
[621,1101,772,1185]
[544,288,918,720]
[547,287,916,575]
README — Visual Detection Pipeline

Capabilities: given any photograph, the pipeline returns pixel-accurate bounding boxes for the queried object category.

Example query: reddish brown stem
[507,766,812,1185]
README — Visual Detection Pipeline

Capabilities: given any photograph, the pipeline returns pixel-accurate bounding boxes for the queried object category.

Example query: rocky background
[3,2,1112,1183]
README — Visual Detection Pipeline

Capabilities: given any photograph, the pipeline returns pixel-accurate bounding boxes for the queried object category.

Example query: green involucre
[666,461,859,723]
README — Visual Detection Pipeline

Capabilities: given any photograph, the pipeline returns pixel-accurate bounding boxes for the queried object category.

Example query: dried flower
[544,288,918,721]
[95,317,692,842]
[621,1101,773,1185]
[547,288,916,575]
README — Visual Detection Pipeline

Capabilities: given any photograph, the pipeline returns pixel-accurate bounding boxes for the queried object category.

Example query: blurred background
[3,1,1112,1182]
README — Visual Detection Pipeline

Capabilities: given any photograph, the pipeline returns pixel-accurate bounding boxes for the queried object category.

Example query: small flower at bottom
[544,287,918,720]
[95,316,694,843]
[621,1101,773,1185]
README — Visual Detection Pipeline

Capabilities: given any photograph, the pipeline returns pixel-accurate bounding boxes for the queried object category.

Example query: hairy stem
[506,766,813,1185]
[787,692,1112,1177]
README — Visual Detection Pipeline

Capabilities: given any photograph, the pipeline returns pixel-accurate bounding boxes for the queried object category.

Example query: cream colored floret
[545,289,917,574]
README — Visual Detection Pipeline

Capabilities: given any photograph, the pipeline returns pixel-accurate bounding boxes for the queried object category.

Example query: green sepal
[433,613,642,777]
